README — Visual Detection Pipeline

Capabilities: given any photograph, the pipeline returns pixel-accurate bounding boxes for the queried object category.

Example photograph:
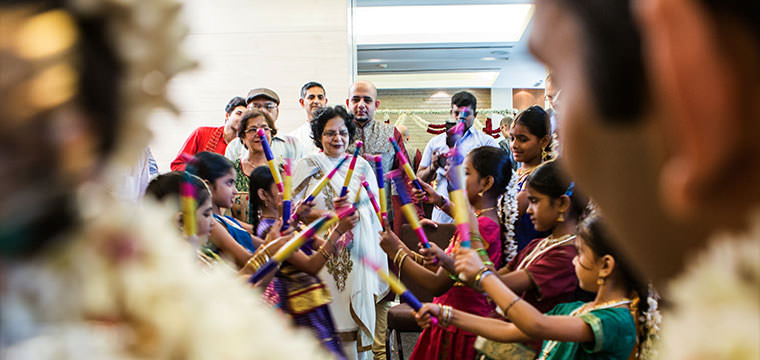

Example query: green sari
[538,301,636,360]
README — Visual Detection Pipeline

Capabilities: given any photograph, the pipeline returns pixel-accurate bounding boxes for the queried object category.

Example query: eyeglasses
[249,102,278,110]
[322,130,349,138]
[245,126,272,134]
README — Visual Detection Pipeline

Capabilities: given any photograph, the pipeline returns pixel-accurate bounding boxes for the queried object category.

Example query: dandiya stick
[306,155,349,204]
[249,206,355,284]
[389,137,426,200]
[340,141,363,197]
[389,171,431,249]
[361,256,438,326]
[446,123,471,249]
[372,155,387,223]
[282,158,293,231]
[289,155,350,225]
[180,174,197,237]
[359,175,383,228]
[257,129,284,193]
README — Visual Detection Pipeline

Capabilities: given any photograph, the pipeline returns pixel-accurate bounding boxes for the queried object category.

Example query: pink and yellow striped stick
[340,141,363,197]
[359,175,384,227]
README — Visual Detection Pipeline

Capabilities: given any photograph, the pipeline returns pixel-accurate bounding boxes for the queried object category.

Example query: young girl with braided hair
[415,214,656,360]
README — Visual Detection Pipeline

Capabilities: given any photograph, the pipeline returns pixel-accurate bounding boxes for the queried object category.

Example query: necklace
[516,234,576,270]
[474,207,495,217]
[537,298,632,360]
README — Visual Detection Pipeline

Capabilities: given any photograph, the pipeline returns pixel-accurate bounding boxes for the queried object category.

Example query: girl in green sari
[415,214,655,360]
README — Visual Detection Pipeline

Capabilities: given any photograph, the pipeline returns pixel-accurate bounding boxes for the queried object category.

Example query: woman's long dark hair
[248,166,275,235]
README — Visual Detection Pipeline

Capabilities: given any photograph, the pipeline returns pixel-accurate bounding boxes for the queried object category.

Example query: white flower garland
[498,172,520,264]
[655,211,760,359]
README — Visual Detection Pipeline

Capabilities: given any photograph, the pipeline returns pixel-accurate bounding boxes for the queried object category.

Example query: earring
[556,213,564,223]
[596,277,605,286]
[541,149,548,161]
[477,190,484,197]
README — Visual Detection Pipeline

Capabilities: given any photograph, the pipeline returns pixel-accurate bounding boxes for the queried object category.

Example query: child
[187,151,259,268]
[415,214,652,360]
[380,146,510,360]
[478,160,590,358]
[145,171,214,248]
[507,106,553,253]
[250,164,357,360]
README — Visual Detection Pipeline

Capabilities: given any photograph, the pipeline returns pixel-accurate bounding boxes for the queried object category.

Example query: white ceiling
[355,0,545,89]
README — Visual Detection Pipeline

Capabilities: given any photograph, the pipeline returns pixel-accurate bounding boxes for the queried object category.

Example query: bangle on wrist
[474,268,493,291]
[502,296,522,318]
[393,248,405,266]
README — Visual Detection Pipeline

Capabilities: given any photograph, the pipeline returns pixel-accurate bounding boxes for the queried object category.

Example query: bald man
[345,80,410,360]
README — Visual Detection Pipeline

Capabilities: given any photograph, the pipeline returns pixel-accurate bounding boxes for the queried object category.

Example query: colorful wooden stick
[249,206,355,284]
[389,171,431,249]
[282,158,293,231]
[359,175,383,227]
[446,124,471,249]
[257,128,283,193]
[305,155,350,204]
[361,256,438,326]
[180,174,197,237]
[389,137,426,198]
[372,155,387,223]
[340,141,363,197]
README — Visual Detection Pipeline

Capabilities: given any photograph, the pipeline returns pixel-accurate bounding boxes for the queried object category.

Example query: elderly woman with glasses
[230,109,278,224]
[292,106,389,360]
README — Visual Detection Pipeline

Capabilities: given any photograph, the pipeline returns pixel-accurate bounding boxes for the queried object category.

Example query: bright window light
[358,72,500,89]
[356,4,534,45]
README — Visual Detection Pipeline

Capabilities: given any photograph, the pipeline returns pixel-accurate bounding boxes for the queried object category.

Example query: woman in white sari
[292,106,389,360]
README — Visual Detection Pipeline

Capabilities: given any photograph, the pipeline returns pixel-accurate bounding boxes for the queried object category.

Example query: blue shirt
[420,127,499,223]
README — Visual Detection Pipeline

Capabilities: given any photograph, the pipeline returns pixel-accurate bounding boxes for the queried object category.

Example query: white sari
[292,152,389,358]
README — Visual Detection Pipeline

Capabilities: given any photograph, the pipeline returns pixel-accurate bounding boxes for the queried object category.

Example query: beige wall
[148,0,354,171]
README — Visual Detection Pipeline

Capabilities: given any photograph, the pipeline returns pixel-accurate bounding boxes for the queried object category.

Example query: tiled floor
[387,331,420,360]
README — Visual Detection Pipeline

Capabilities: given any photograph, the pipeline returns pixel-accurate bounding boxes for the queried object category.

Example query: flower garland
[655,210,760,359]
[498,172,519,265]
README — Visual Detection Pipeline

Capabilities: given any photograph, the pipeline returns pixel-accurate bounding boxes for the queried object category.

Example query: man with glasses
[289,82,329,155]
[171,96,247,171]
[225,88,303,163]
[417,91,499,224]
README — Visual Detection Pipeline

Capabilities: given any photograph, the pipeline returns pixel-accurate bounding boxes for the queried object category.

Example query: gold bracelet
[502,296,522,318]
[397,253,409,271]
[439,305,453,328]
[318,246,331,259]
[393,248,405,266]
[413,252,424,264]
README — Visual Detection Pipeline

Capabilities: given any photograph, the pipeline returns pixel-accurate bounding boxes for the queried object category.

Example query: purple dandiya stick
[249,206,356,284]
[446,123,471,249]
[389,137,426,199]
[389,172,432,249]
[361,256,438,326]
[370,155,387,223]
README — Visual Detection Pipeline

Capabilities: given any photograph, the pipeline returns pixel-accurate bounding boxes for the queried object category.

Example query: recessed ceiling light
[356,4,534,45]
[358,71,500,89]
[366,58,382,63]
[490,50,509,55]
[481,57,497,61]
